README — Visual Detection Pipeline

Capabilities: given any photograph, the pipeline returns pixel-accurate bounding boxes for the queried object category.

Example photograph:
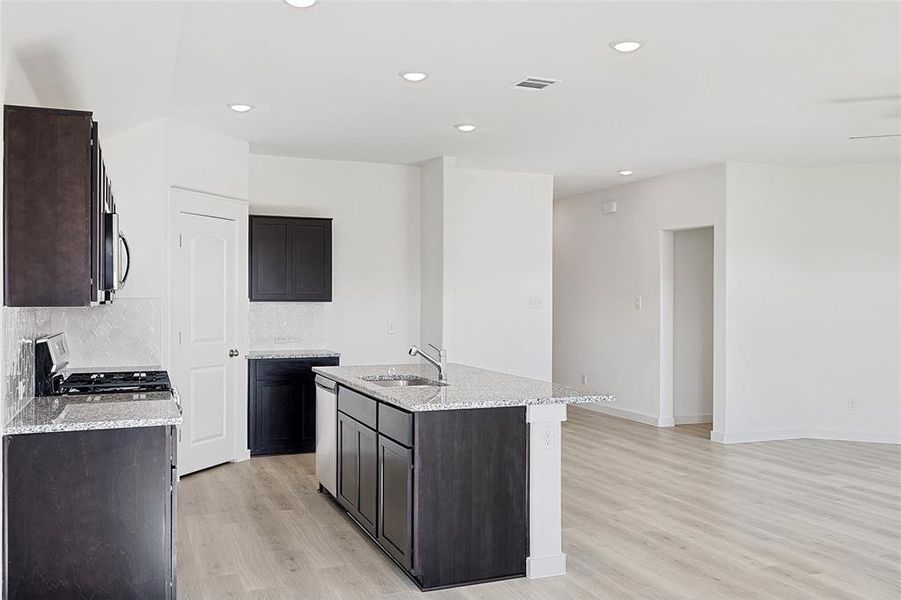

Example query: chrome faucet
[409,344,447,382]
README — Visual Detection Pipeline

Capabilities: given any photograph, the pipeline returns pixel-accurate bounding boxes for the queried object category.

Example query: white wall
[249,155,421,365]
[554,165,727,427]
[420,157,450,349]
[444,168,554,381]
[723,162,900,443]
[673,227,714,423]
[104,119,249,303]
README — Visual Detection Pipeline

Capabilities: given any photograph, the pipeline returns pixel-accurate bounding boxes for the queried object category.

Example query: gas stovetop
[59,370,172,395]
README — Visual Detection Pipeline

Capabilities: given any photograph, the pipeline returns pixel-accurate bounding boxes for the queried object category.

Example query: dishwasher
[314,375,338,496]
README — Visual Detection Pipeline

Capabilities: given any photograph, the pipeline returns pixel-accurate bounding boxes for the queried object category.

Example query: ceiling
[3,0,899,198]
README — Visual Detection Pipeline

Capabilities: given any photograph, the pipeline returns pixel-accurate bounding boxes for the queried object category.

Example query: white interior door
[171,199,239,475]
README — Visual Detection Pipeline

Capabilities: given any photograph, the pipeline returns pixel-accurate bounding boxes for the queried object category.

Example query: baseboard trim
[578,403,661,426]
[717,429,900,445]
[526,553,566,579]
[674,414,713,425]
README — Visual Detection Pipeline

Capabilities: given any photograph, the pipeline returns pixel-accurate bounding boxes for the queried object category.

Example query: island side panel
[525,403,567,578]
[413,406,528,590]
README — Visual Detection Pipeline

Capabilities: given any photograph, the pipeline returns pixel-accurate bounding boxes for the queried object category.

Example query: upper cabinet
[3,105,126,307]
[250,216,332,302]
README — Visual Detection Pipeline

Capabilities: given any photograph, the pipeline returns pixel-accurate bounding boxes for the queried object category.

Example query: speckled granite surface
[3,389,182,435]
[312,363,613,412]
[246,349,340,360]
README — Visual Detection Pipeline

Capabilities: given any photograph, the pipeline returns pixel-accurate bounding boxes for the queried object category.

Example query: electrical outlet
[581,374,588,385]
[847,398,857,410]
[387,322,396,335]
[544,430,553,449]
[634,296,643,310]
[528,297,543,309]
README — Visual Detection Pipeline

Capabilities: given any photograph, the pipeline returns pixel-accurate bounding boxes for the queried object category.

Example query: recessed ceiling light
[610,40,642,53]
[455,123,476,133]
[227,103,254,113]
[284,0,316,7]
[618,170,634,176]
[400,71,428,82]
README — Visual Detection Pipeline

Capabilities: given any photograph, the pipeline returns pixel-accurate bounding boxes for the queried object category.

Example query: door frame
[166,186,250,464]
[659,224,722,438]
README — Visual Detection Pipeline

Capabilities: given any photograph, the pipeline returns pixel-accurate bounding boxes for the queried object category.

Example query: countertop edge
[246,349,341,359]
[3,417,183,436]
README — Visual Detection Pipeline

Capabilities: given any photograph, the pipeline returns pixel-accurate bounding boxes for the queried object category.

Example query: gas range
[59,370,172,395]
[34,332,172,396]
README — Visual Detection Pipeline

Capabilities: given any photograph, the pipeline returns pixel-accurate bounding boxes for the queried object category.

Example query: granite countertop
[312,363,613,412]
[246,349,340,360]
[3,389,183,435]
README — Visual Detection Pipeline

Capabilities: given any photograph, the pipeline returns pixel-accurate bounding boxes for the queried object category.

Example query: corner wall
[420,159,555,381]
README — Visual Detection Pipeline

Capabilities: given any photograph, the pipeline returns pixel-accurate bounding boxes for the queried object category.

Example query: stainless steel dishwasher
[314,375,338,496]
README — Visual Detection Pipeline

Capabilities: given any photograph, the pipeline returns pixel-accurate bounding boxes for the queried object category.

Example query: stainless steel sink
[361,375,448,388]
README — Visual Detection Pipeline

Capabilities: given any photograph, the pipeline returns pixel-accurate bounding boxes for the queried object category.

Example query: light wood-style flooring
[177,406,901,599]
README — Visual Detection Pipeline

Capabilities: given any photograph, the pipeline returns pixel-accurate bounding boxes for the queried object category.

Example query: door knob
[228,348,239,358]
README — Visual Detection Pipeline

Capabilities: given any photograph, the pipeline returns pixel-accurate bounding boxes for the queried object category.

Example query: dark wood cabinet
[330,385,527,590]
[250,216,332,302]
[377,434,413,570]
[336,410,378,536]
[248,357,339,455]
[3,426,177,599]
[3,105,98,307]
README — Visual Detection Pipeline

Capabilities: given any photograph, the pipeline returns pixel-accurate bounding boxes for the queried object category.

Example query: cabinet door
[336,412,359,514]
[4,106,93,306]
[356,423,379,536]
[378,435,413,570]
[250,217,291,301]
[251,379,314,455]
[291,219,332,301]
[5,427,173,597]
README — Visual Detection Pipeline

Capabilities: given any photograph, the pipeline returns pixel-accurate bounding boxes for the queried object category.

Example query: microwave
[91,121,131,304]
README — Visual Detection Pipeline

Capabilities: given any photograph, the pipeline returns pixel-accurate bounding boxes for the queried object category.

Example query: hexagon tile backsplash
[1,299,161,424]
[47,299,161,368]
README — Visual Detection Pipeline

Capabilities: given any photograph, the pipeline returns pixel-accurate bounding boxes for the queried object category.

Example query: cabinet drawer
[338,386,377,429]
[378,403,413,447]
[253,358,337,381]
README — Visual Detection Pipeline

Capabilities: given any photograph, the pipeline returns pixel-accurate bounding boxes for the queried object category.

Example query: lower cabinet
[4,426,178,599]
[249,357,339,455]
[331,385,527,591]
[377,434,413,570]
[336,411,378,536]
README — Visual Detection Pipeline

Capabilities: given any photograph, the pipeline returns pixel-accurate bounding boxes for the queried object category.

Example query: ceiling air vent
[514,77,560,90]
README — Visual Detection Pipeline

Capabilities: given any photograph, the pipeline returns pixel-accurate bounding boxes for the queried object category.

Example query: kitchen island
[312,363,612,591]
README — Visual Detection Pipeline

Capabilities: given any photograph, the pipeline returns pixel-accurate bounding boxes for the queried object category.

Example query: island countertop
[312,363,613,412]
[3,389,183,435]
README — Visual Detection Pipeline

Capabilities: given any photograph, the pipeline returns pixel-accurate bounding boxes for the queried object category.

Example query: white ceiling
[4,0,900,198]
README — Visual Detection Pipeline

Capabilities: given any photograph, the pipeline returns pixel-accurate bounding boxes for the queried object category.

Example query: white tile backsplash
[2,307,38,424]
[1,299,162,424]
[46,299,161,368]
[249,302,326,349]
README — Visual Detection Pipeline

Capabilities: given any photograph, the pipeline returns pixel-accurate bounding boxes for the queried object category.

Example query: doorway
[659,226,714,437]
[169,188,248,475]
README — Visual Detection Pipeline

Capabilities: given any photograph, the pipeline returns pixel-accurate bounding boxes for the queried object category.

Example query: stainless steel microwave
[92,121,131,304]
